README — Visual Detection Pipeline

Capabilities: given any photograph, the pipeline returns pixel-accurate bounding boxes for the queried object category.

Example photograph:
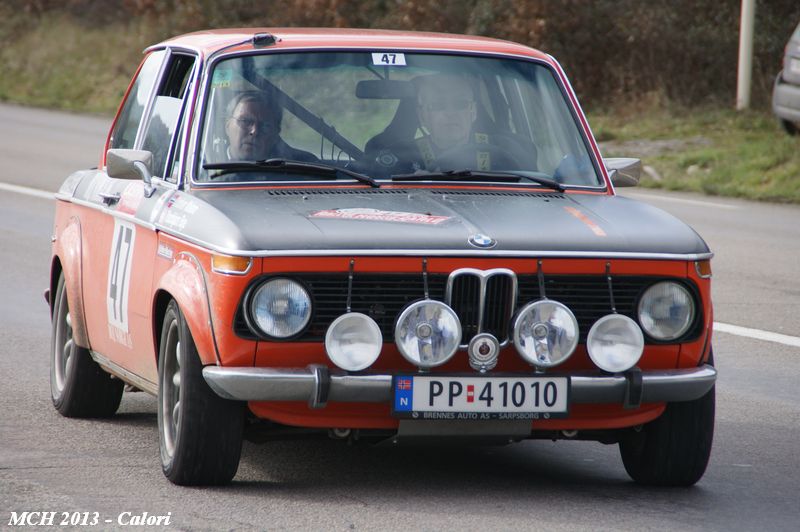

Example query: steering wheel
[433,141,523,171]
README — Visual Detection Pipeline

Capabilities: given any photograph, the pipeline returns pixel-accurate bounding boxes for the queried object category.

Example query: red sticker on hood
[310,208,450,225]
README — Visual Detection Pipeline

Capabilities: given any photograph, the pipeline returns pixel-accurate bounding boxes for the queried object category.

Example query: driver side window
[141,53,196,179]
[109,51,165,150]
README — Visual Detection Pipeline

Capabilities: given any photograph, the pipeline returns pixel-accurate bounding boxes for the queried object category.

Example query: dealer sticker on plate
[392,375,569,420]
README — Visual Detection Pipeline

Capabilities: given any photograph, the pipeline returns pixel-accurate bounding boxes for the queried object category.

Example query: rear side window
[109,51,165,150]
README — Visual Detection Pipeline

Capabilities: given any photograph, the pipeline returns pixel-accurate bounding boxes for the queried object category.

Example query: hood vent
[430,190,566,199]
[268,188,410,196]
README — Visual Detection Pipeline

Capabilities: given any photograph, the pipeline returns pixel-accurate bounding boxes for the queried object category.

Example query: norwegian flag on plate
[394,377,414,412]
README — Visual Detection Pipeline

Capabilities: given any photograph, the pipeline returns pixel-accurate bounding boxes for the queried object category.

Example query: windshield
[196,52,602,187]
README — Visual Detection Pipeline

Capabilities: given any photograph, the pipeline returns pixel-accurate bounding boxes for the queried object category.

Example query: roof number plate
[372,52,406,66]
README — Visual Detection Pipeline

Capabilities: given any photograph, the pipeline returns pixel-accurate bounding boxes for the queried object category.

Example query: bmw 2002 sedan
[48,28,716,486]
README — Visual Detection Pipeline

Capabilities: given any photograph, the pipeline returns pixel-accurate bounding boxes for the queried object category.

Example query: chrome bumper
[203,365,717,408]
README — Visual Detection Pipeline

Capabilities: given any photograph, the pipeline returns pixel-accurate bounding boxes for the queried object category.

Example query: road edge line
[714,322,800,348]
[0,182,54,200]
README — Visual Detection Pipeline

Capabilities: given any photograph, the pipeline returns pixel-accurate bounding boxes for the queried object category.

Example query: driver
[224,91,316,162]
[382,74,517,173]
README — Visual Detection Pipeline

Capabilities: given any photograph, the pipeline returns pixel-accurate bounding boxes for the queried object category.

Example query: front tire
[619,384,715,486]
[158,300,244,486]
[50,272,123,417]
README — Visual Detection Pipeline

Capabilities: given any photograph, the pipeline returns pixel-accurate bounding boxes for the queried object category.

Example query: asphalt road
[1,103,799,531]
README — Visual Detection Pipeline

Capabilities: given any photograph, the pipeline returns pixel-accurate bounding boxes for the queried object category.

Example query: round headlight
[249,278,311,338]
[638,281,695,340]
[512,300,579,368]
[587,314,644,373]
[325,313,382,371]
[394,300,461,369]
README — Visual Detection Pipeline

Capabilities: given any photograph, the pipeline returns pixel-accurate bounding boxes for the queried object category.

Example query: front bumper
[203,364,717,408]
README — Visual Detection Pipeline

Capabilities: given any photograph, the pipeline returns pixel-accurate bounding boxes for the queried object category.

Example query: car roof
[152,27,553,63]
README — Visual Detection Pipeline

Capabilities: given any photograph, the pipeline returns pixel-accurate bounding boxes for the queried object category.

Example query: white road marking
[0,182,54,200]
[622,190,739,210]
[714,322,800,348]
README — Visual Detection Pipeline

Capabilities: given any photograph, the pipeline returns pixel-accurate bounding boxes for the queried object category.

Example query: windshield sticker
[563,206,607,237]
[311,208,450,225]
[211,68,232,88]
[372,52,406,66]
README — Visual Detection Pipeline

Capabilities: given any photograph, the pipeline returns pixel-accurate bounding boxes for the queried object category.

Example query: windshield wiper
[204,158,379,188]
[391,169,564,192]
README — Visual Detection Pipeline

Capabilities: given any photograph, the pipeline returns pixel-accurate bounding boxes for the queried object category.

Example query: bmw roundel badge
[468,233,496,249]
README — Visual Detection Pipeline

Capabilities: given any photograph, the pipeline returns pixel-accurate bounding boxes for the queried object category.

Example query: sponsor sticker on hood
[310,208,451,225]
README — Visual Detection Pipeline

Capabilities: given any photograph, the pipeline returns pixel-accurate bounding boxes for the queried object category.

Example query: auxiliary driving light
[512,300,579,368]
[394,300,461,368]
[587,314,644,373]
[325,313,383,371]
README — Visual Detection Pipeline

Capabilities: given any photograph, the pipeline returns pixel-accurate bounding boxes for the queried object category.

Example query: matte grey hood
[161,188,710,256]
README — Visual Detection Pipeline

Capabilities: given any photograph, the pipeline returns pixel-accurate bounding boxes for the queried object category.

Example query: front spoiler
[203,365,717,408]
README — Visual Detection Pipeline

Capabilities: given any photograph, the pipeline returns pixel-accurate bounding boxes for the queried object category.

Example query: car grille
[235,273,694,344]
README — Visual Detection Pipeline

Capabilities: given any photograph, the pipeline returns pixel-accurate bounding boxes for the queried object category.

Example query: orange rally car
[48,28,716,486]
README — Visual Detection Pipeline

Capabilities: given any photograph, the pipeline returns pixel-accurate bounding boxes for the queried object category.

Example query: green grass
[588,107,800,203]
[0,14,151,114]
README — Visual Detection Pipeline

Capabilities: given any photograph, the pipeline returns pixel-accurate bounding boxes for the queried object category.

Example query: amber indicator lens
[695,260,712,278]
[212,254,252,274]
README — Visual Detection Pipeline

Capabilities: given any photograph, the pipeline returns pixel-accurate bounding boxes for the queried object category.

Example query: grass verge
[589,106,800,203]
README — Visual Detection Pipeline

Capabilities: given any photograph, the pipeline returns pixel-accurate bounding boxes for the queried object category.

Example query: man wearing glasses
[224,91,316,162]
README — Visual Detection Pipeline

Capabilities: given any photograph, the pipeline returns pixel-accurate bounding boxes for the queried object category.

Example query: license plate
[790,58,800,75]
[392,375,569,420]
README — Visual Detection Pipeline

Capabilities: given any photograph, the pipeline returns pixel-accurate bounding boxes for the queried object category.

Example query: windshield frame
[189,47,608,191]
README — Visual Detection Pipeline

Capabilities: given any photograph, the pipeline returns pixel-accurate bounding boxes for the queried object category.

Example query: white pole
[736,0,756,110]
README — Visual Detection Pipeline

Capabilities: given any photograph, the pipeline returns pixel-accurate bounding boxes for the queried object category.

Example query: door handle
[99,192,121,206]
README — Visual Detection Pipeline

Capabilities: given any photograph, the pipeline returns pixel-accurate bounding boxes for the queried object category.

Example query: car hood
[163,188,710,256]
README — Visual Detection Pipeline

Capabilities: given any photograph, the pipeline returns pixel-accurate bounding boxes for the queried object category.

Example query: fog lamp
[394,300,461,368]
[512,300,579,368]
[325,313,382,371]
[587,314,644,373]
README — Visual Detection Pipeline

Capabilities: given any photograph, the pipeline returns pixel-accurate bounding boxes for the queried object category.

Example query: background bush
[1,0,799,113]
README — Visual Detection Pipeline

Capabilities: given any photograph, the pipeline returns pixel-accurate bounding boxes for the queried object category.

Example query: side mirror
[605,157,641,187]
[107,149,155,197]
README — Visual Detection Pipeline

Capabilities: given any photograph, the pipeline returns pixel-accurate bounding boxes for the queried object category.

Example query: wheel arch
[51,215,91,350]
[153,255,220,366]
[49,257,63,318]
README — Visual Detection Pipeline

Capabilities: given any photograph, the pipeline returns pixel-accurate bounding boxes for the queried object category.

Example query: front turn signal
[211,254,252,274]
[695,260,712,279]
